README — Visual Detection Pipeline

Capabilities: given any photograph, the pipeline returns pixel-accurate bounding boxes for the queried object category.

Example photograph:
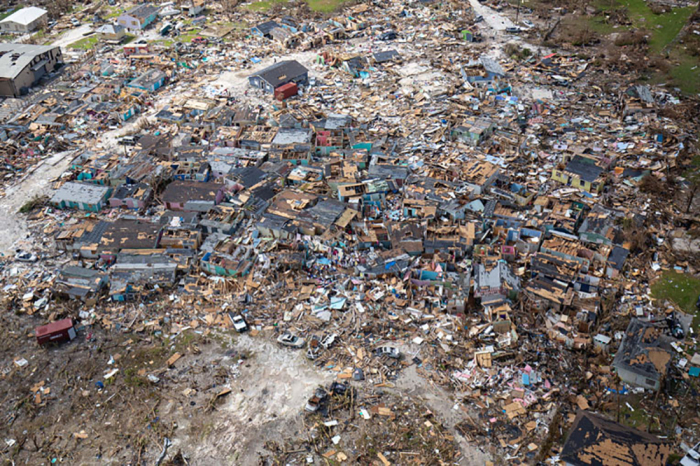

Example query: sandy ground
[164,336,490,465]
[468,0,516,32]
[0,151,75,256]
[169,334,333,465]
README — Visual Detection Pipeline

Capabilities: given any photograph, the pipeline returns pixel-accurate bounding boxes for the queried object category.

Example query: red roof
[35,318,73,337]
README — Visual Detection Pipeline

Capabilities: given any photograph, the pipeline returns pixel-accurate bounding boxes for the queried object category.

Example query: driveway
[51,24,93,50]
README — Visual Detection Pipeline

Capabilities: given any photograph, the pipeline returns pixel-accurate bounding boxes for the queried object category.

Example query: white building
[0,7,48,34]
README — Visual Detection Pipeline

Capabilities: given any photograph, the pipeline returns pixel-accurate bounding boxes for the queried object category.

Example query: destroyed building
[1,0,699,464]
[561,411,671,466]
[0,44,63,97]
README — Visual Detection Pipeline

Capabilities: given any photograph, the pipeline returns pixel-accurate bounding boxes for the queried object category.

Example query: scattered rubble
[1,0,700,464]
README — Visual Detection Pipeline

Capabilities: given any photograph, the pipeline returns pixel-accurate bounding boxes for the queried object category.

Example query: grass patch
[618,402,658,430]
[69,36,98,50]
[30,28,46,41]
[124,367,147,387]
[243,0,287,10]
[307,0,348,13]
[651,271,700,328]
[103,6,122,19]
[173,329,205,353]
[589,0,698,93]
[668,51,700,94]
[594,0,693,51]
[588,16,620,35]
[153,38,174,47]
[176,28,204,43]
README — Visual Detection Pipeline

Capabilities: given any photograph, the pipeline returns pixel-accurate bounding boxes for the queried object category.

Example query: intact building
[0,7,48,34]
[248,60,308,93]
[0,43,63,97]
[95,23,127,43]
[117,4,159,31]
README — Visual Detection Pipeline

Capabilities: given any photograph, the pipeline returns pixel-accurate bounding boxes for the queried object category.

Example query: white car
[228,313,248,333]
[521,19,534,28]
[277,333,306,349]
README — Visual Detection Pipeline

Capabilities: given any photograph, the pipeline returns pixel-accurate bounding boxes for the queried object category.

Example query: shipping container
[36,318,76,346]
[274,82,298,101]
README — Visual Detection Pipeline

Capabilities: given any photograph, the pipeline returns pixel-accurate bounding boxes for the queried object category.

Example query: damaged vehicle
[277,332,306,349]
[375,346,401,359]
[305,387,328,412]
[228,313,249,333]
[15,250,38,263]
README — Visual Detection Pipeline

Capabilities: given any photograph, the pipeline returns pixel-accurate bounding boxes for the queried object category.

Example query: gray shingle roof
[250,60,308,87]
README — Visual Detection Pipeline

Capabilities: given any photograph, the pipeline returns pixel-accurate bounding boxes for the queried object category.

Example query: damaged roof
[613,318,673,382]
[561,411,671,466]
[161,181,224,204]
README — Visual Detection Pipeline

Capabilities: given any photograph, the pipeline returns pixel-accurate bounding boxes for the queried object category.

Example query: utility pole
[516,0,522,25]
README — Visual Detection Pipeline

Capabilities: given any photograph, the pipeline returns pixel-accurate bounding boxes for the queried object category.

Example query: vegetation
[668,52,700,94]
[156,27,206,46]
[243,0,288,11]
[68,36,99,50]
[684,167,700,214]
[543,0,700,93]
[307,0,349,13]
[597,0,694,52]
[651,271,700,329]
[102,6,123,19]
[18,195,47,214]
[504,43,533,60]
[593,0,698,92]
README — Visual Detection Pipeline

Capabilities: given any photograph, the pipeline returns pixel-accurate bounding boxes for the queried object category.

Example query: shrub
[649,3,670,15]
[18,195,47,214]
[614,29,648,47]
